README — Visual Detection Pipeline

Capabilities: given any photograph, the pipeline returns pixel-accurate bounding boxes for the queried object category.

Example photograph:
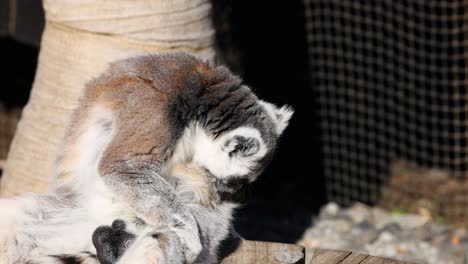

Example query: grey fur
[0,52,293,264]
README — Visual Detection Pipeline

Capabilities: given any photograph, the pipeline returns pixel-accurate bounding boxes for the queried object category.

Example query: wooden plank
[220,241,411,264]
[310,249,351,264]
[360,255,412,264]
[360,256,387,264]
[221,240,305,264]
[309,249,413,264]
[339,252,369,264]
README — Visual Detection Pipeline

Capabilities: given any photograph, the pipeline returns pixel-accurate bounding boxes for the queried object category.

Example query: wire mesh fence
[304,0,468,212]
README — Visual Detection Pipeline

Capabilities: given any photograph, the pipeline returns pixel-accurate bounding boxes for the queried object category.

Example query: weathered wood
[221,240,305,264]
[339,252,369,263]
[309,249,413,264]
[309,249,351,263]
[220,241,412,264]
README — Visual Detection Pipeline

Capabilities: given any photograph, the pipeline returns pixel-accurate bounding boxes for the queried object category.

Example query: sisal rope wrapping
[0,0,215,196]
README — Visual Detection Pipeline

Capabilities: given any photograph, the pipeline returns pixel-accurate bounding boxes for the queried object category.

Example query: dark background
[0,0,326,243]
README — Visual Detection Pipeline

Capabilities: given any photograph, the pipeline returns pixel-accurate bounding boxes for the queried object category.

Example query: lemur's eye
[223,136,260,157]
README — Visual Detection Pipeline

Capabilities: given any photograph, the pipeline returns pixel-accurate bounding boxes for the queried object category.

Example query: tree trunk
[0,0,215,196]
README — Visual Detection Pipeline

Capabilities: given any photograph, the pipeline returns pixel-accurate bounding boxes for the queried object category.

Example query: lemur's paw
[184,243,202,264]
[175,226,202,263]
[92,219,136,264]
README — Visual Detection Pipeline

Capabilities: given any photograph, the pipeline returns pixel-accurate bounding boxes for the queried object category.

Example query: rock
[349,227,378,245]
[459,236,468,246]
[371,208,393,228]
[356,220,373,230]
[320,202,340,218]
[378,223,403,235]
[392,214,428,229]
[314,218,352,233]
[334,219,353,232]
[274,251,304,263]
[345,203,371,223]
[376,231,395,243]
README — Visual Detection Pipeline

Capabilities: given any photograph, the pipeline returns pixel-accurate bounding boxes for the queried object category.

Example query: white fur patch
[169,123,267,179]
[54,105,135,224]
[0,194,103,262]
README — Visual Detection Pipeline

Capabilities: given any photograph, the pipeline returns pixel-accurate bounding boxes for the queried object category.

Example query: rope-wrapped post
[0,0,215,196]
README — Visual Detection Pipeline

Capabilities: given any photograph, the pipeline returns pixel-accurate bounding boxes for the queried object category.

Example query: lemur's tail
[25,252,99,264]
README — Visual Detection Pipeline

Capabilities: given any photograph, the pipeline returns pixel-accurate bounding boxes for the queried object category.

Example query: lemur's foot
[92,219,136,264]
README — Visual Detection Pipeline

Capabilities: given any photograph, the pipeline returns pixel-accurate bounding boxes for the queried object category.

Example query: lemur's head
[171,98,293,196]
[167,61,293,197]
[194,99,292,181]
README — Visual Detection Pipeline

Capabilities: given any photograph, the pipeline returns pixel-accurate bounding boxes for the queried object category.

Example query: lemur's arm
[99,158,202,263]
[100,159,185,226]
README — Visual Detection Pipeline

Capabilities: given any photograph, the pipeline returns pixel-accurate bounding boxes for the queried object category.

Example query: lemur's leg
[0,196,33,263]
[0,194,100,264]
[23,252,99,264]
[99,160,202,263]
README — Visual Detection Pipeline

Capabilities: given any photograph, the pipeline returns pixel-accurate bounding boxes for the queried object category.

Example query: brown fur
[58,54,219,177]
[171,164,219,208]
[55,54,247,211]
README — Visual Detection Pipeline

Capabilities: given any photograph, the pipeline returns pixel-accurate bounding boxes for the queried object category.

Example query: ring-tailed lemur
[0,52,293,264]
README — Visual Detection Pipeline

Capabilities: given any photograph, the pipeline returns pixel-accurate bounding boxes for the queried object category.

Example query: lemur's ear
[223,136,260,157]
[259,101,294,135]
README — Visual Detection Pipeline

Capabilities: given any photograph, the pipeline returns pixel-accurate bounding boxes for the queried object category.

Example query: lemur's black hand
[92,219,136,264]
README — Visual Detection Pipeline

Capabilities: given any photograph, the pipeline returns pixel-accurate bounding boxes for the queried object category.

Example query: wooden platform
[309,249,414,264]
[221,240,413,264]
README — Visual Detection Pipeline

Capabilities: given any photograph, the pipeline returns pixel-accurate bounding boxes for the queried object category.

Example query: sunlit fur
[0,52,293,264]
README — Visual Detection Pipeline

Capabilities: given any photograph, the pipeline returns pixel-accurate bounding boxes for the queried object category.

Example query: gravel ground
[298,203,468,264]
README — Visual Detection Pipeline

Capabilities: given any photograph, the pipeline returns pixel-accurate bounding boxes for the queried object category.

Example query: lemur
[0,52,293,263]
